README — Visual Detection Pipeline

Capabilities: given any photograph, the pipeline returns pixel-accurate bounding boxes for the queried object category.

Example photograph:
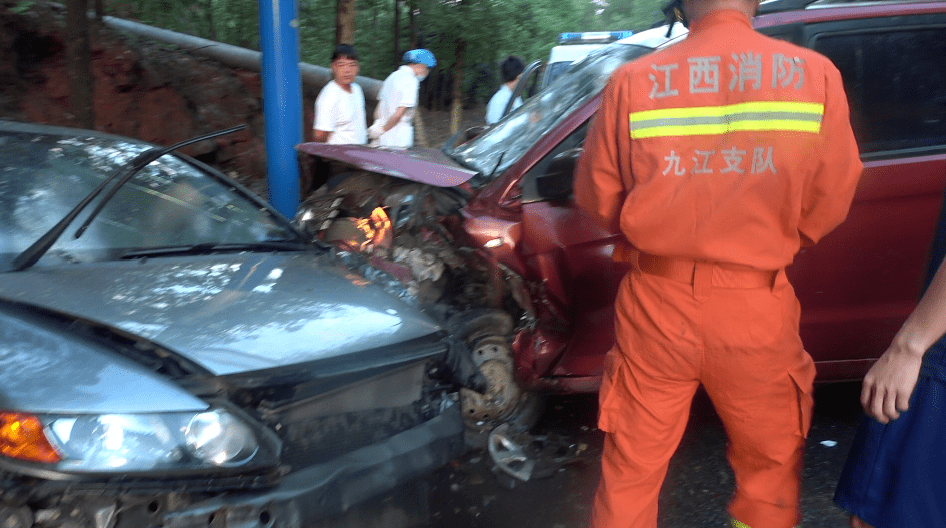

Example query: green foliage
[10,1,36,15]
[104,0,260,49]
[349,1,397,80]
[299,0,336,65]
[596,0,668,33]
[298,0,396,79]
[103,0,672,100]
[209,0,261,49]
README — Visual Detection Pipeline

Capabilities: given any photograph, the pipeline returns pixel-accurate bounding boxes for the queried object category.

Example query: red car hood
[296,143,478,187]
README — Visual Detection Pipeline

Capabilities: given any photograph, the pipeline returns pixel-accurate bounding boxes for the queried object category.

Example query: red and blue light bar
[557,30,634,44]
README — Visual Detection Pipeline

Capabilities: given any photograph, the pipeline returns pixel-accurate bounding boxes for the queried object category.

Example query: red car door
[787,16,946,380]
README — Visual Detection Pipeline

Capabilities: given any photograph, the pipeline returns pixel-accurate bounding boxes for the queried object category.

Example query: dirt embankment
[1,1,311,196]
[0,1,487,198]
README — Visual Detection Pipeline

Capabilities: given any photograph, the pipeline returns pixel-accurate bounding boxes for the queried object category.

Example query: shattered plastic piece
[488,424,535,482]
[820,440,837,447]
[487,424,584,483]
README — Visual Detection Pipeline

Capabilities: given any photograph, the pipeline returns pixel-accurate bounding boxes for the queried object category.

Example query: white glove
[367,122,384,140]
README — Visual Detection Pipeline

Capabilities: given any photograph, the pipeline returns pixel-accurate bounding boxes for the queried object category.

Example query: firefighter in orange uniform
[573,0,863,525]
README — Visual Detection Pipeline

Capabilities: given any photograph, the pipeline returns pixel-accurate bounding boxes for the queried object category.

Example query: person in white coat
[313,44,367,145]
[368,49,437,147]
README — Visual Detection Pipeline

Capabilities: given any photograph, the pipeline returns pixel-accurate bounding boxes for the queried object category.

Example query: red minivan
[296,0,946,440]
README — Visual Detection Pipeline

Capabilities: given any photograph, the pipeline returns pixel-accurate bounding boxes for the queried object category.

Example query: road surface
[430,382,864,528]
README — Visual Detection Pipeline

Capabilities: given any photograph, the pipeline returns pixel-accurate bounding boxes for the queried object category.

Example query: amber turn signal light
[0,411,61,463]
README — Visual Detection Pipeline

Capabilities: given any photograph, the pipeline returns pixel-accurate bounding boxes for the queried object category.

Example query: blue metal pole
[258,0,301,218]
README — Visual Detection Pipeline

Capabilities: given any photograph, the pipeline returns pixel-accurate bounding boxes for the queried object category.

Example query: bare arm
[862,255,946,423]
[383,106,409,133]
[313,129,331,143]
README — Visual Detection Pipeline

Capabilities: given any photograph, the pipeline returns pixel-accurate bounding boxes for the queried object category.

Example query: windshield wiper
[12,125,246,272]
[487,151,506,182]
[119,240,310,259]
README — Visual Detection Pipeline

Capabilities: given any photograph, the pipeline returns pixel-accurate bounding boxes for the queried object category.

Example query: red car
[296,0,946,441]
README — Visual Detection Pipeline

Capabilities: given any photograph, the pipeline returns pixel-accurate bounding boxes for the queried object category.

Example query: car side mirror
[536,148,581,203]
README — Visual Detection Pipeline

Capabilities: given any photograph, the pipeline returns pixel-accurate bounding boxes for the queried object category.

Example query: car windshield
[543,61,573,87]
[0,129,298,267]
[450,42,656,181]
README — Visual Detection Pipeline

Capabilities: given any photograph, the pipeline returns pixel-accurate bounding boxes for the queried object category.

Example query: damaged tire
[460,335,544,449]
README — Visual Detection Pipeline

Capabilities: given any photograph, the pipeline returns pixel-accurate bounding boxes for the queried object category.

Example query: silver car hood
[0,302,210,414]
[0,251,441,376]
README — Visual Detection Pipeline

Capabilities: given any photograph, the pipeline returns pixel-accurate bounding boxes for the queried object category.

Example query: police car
[540,30,634,88]
[540,25,689,89]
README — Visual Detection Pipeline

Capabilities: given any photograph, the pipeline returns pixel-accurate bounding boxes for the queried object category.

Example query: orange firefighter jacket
[575,10,863,271]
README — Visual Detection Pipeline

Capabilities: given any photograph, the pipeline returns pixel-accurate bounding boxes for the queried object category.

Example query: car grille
[253,359,444,471]
[278,401,427,468]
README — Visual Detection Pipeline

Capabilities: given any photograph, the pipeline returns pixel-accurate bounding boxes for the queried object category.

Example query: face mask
[416,73,428,81]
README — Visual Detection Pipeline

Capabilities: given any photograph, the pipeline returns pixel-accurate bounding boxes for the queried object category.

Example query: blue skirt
[834,339,946,528]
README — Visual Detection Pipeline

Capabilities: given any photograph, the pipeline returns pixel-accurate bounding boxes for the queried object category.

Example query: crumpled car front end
[292,168,547,452]
[0,297,464,528]
[0,119,471,528]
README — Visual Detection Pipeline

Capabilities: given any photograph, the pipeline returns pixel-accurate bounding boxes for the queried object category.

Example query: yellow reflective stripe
[730,519,800,528]
[629,101,824,139]
[629,101,824,121]
[631,120,823,138]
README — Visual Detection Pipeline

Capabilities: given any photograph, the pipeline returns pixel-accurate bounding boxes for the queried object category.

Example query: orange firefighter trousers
[590,255,815,528]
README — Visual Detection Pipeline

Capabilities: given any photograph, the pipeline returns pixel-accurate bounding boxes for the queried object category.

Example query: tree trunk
[408,0,417,48]
[66,0,95,129]
[414,109,428,147]
[205,0,218,41]
[393,0,401,66]
[450,37,465,134]
[336,0,356,45]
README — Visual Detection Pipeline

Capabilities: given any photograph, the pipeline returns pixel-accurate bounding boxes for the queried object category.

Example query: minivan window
[813,27,946,155]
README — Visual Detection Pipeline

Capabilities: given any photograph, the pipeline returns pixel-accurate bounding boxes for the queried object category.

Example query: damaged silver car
[0,120,476,528]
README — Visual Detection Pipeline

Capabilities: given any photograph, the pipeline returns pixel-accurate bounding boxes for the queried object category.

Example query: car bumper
[155,402,463,528]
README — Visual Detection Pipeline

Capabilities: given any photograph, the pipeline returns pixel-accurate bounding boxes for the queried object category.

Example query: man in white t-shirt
[485,56,525,125]
[367,49,437,147]
[313,44,367,145]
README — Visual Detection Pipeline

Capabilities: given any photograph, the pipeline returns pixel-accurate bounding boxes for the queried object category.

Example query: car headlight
[184,410,258,466]
[39,409,258,472]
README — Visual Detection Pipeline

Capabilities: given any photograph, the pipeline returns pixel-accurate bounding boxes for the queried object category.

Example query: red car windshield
[450,43,658,181]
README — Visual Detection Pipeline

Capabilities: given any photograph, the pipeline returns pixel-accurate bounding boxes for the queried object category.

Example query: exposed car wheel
[460,336,544,449]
